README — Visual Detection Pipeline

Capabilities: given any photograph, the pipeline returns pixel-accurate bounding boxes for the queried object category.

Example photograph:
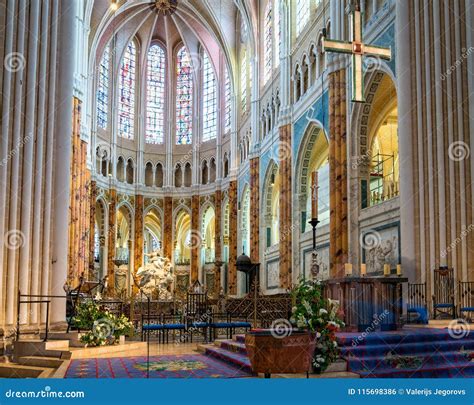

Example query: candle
[384,264,391,276]
[311,170,319,219]
[345,263,353,277]
[396,264,402,276]
[360,263,367,276]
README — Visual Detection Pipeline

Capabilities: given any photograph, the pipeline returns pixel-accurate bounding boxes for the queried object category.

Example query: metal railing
[16,290,67,342]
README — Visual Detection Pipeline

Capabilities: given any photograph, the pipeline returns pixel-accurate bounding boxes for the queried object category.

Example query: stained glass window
[264,1,273,83]
[202,51,217,141]
[118,41,136,140]
[296,0,310,36]
[241,48,247,113]
[146,44,166,144]
[224,66,231,134]
[176,46,193,144]
[97,44,110,129]
[275,0,281,67]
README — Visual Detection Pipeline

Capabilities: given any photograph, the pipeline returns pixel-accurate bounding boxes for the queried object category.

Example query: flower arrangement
[384,351,423,369]
[72,300,133,347]
[290,278,345,372]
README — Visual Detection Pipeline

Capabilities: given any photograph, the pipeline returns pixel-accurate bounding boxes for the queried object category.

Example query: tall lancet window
[202,51,217,141]
[97,44,110,129]
[241,48,247,113]
[176,46,193,145]
[263,1,273,83]
[146,44,166,144]
[274,0,281,67]
[224,66,231,134]
[118,41,137,140]
[296,0,310,36]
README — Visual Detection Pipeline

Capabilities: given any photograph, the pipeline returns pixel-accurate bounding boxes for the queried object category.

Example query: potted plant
[72,300,133,347]
[290,278,345,373]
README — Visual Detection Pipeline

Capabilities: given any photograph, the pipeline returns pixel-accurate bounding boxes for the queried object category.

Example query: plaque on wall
[361,222,401,275]
[266,259,279,290]
[303,244,330,281]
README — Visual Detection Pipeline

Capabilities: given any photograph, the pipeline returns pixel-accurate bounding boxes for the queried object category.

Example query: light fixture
[110,0,118,11]
[151,0,178,16]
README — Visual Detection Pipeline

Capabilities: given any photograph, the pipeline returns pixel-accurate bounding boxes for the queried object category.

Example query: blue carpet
[337,328,474,378]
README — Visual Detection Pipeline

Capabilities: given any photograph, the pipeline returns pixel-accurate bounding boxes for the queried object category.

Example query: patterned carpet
[65,354,252,379]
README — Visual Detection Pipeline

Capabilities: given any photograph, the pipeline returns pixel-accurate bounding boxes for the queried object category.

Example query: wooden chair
[458,281,474,321]
[432,267,456,319]
[406,283,428,324]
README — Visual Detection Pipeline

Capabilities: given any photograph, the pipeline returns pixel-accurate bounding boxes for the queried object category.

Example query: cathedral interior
[0,0,473,381]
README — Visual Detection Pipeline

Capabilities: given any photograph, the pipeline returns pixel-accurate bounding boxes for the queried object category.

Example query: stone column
[228,181,238,295]
[329,68,348,278]
[163,197,173,261]
[134,195,144,289]
[190,195,200,283]
[214,190,222,290]
[396,0,416,280]
[279,124,293,289]
[107,189,117,294]
[89,180,97,278]
[249,158,260,264]
[68,98,91,286]
[51,0,76,324]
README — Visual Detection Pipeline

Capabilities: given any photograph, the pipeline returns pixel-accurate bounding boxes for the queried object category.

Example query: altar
[323,276,408,332]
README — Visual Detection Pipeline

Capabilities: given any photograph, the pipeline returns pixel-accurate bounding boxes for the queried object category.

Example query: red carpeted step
[217,339,248,356]
[233,334,246,344]
[337,328,474,378]
[203,346,253,374]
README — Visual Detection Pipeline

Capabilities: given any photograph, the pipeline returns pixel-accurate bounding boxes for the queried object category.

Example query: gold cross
[322,6,391,102]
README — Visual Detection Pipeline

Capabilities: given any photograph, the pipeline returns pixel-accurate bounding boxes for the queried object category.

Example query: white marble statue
[136,250,174,299]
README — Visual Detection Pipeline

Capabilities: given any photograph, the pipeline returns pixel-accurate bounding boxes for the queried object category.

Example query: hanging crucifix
[321,1,392,102]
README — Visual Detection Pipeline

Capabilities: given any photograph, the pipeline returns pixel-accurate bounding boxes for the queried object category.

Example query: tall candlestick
[311,170,319,219]
[360,263,367,276]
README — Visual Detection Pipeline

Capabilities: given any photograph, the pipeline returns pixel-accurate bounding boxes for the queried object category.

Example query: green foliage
[290,278,345,372]
[72,300,133,347]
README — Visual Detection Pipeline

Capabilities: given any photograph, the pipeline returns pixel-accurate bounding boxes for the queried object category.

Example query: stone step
[14,341,72,360]
[0,363,53,378]
[68,341,147,359]
[17,356,65,369]
[41,332,85,347]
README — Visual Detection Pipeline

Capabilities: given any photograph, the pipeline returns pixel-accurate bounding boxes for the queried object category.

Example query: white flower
[316,332,321,338]
[292,306,297,312]
[333,341,338,348]
[303,300,313,315]
[319,308,328,315]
